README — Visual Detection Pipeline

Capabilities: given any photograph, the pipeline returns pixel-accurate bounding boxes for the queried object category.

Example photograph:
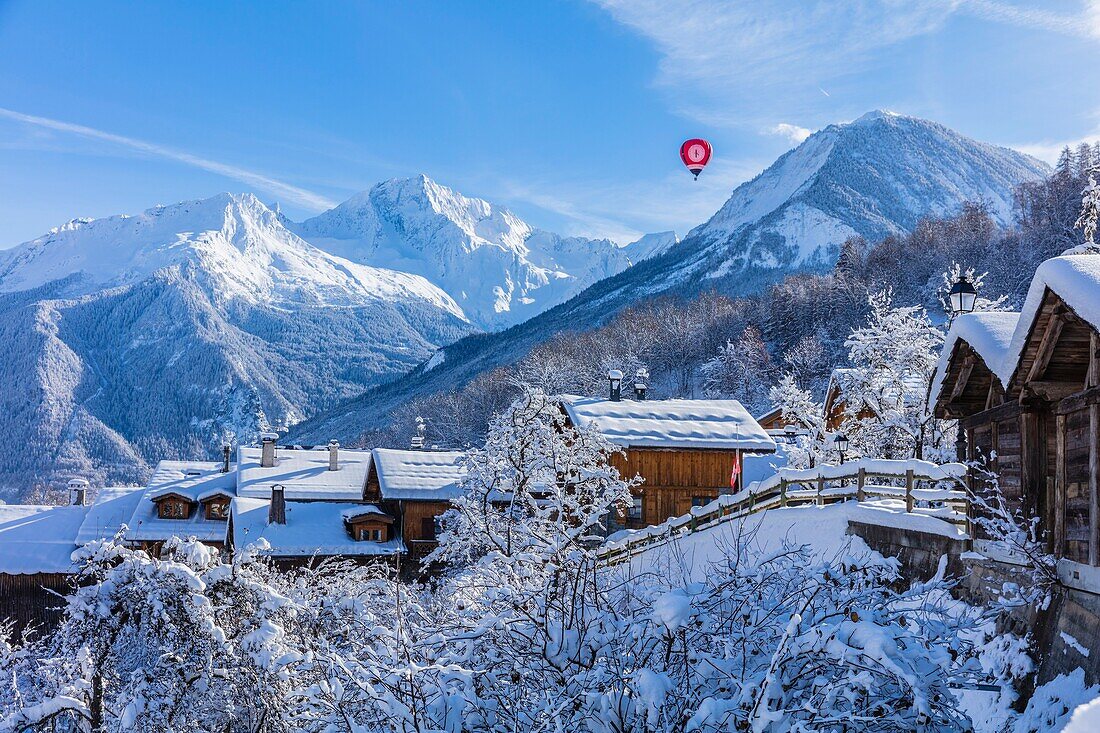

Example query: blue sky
[0,0,1097,246]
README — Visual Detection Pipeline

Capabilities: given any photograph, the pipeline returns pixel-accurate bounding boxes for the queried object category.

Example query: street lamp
[833,432,849,465]
[948,274,977,317]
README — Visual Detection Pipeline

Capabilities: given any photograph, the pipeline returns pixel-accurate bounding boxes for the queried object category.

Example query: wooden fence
[600,458,970,566]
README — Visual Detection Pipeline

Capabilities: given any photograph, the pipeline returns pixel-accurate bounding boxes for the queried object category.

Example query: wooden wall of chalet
[0,572,73,633]
[951,288,1100,568]
[610,448,743,526]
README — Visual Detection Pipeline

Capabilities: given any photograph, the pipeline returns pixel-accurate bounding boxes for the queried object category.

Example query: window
[357,526,384,542]
[158,499,189,519]
[628,497,643,521]
[691,496,710,508]
[421,517,437,539]
[206,501,229,520]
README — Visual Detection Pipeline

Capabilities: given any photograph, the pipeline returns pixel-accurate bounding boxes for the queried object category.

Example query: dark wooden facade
[364,470,450,563]
[610,447,745,528]
[0,572,73,633]
[936,289,1100,566]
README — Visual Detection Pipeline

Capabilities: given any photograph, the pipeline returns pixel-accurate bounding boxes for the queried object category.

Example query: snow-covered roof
[929,311,1020,405]
[0,504,88,574]
[1003,255,1100,386]
[340,505,392,522]
[236,445,371,500]
[371,448,467,500]
[75,486,144,546]
[561,397,776,452]
[125,460,235,543]
[231,498,404,557]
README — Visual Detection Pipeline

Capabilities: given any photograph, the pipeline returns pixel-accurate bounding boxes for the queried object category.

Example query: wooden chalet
[125,460,236,556]
[932,255,1100,583]
[365,448,467,565]
[562,391,776,529]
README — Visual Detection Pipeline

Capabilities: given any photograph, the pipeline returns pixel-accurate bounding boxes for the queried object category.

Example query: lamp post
[948,274,977,319]
[833,432,849,465]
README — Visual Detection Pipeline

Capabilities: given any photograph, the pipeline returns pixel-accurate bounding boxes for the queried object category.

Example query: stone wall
[845,520,968,579]
[962,554,1100,688]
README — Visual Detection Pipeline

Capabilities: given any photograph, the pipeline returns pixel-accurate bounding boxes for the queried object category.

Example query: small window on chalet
[691,496,710,508]
[628,497,643,521]
[205,499,230,521]
[157,498,191,519]
[357,527,384,542]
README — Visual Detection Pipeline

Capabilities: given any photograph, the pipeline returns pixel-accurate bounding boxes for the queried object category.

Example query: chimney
[411,416,426,450]
[608,369,623,402]
[269,484,287,525]
[67,478,89,506]
[260,432,278,468]
[221,443,232,473]
[328,440,340,471]
[633,368,649,400]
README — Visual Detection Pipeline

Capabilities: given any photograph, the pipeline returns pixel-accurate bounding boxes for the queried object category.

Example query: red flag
[730,452,742,489]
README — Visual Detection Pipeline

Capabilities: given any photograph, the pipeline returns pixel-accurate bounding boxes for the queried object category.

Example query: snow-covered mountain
[683,110,1048,277]
[288,112,1050,448]
[0,193,475,495]
[294,175,668,329]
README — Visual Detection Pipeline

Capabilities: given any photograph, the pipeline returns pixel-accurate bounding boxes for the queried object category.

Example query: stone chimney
[221,443,232,473]
[608,369,623,402]
[269,484,287,525]
[633,368,649,400]
[328,440,340,471]
[260,432,278,468]
[67,478,89,506]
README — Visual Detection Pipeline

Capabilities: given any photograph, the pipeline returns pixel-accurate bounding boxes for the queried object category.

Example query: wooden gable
[153,493,195,519]
[934,340,1004,419]
[1010,288,1099,402]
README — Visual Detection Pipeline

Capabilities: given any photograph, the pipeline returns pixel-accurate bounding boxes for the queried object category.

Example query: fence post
[816,475,825,506]
[905,469,914,513]
[856,467,866,502]
[780,479,788,507]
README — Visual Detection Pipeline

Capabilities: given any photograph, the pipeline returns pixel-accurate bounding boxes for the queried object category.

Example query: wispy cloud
[1012,115,1100,164]
[590,0,1098,128]
[0,107,336,211]
[489,156,766,243]
[770,123,813,145]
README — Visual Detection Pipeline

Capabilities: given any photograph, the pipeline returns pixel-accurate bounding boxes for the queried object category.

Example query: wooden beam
[1091,403,1099,566]
[1088,331,1099,389]
[950,355,977,402]
[1056,413,1067,557]
[1027,381,1083,402]
[1027,309,1066,383]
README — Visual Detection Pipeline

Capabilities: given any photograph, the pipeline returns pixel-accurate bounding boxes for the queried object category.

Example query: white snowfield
[371,447,467,500]
[930,255,1100,406]
[231,498,404,557]
[562,396,777,452]
[236,445,372,501]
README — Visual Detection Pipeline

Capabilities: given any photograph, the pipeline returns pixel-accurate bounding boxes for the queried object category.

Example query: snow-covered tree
[701,326,776,413]
[839,289,952,460]
[768,373,829,468]
[1069,172,1100,254]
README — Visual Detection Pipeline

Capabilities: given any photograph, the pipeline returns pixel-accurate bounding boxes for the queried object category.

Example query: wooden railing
[600,458,970,566]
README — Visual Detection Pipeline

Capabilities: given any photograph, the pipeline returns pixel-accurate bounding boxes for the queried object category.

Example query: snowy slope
[686,110,1049,275]
[0,194,474,497]
[0,193,465,316]
[294,175,665,329]
[289,112,1049,449]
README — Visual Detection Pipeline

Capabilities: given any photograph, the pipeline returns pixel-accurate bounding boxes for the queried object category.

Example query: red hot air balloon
[680,138,712,179]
